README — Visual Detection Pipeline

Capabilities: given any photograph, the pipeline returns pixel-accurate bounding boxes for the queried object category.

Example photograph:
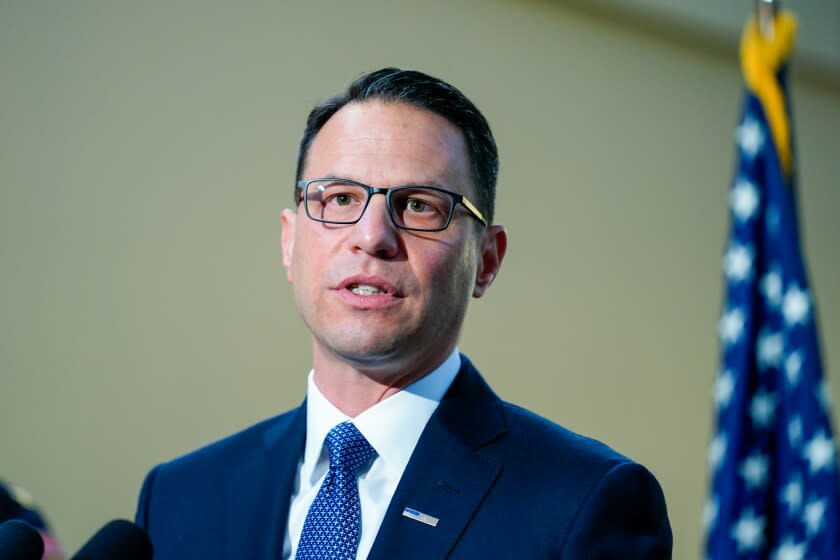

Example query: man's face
[281,101,504,381]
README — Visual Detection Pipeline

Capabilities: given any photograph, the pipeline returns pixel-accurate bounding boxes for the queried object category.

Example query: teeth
[351,284,385,296]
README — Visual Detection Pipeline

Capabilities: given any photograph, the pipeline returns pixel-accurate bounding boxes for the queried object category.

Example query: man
[136,68,672,559]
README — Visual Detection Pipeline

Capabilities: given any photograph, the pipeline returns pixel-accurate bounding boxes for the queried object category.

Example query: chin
[314,326,397,357]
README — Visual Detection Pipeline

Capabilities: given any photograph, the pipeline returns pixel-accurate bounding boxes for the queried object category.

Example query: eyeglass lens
[305,180,454,231]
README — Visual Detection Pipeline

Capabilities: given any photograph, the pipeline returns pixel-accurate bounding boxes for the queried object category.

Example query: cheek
[292,227,329,278]
[289,240,320,297]
[423,247,477,298]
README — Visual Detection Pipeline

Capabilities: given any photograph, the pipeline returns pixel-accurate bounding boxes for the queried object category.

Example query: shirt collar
[302,349,461,482]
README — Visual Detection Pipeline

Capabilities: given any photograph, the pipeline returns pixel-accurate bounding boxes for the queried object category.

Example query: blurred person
[1,479,64,559]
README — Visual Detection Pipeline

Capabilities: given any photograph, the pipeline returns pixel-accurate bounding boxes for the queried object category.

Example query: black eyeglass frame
[295,178,488,232]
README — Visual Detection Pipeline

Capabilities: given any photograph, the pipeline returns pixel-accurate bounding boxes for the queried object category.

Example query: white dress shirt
[282,349,461,560]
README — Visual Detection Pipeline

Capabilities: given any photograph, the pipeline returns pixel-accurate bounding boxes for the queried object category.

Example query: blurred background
[1,0,838,556]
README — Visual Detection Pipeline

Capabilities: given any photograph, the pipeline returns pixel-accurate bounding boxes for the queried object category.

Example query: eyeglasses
[295,178,487,232]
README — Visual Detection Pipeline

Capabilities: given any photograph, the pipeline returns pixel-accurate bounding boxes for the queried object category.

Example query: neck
[310,343,454,417]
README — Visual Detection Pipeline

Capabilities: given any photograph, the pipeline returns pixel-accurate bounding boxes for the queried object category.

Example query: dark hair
[295,67,499,224]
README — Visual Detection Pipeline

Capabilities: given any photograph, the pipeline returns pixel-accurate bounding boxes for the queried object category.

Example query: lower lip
[335,288,401,309]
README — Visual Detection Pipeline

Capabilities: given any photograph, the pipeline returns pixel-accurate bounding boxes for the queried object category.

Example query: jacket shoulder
[499,401,632,470]
[485,402,671,558]
[135,406,306,559]
[135,406,304,528]
[158,407,302,475]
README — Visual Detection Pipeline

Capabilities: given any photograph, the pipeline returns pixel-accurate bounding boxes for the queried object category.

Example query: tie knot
[324,422,376,475]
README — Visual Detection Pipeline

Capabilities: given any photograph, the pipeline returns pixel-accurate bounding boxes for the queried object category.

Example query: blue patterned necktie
[295,422,376,560]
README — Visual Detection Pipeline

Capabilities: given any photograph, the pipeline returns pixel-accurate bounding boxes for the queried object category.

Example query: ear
[280,208,297,283]
[473,224,507,298]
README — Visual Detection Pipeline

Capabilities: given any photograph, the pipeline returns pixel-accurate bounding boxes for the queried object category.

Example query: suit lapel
[223,403,307,560]
[368,358,506,560]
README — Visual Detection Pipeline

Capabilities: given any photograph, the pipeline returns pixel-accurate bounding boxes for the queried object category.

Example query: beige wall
[2,1,838,557]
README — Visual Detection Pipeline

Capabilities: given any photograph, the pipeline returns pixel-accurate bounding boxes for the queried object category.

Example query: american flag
[704,15,840,560]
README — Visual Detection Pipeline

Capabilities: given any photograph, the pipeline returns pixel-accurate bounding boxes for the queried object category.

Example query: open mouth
[348,283,388,296]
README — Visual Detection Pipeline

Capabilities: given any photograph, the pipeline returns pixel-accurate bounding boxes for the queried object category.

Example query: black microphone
[0,519,44,560]
[71,519,152,560]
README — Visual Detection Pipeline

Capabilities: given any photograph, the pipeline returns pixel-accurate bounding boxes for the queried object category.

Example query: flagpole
[755,0,779,39]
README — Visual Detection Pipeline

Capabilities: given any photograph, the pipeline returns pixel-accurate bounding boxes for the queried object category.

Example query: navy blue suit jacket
[136,357,672,558]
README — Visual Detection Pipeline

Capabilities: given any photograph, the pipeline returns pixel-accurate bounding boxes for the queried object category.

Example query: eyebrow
[317,174,456,191]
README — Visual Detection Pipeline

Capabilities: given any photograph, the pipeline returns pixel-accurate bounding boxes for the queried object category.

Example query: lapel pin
[402,507,439,527]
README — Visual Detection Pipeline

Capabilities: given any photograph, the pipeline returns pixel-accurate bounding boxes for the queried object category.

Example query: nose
[347,193,400,258]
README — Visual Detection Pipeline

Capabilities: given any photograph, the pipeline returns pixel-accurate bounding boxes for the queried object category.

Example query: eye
[318,185,364,207]
[406,198,431,213]
[331,193,354,206]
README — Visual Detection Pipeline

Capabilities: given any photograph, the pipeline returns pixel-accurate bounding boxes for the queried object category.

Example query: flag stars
[736,117,764,158]
[709,433,728,472]
[739,452,770,489]
[730,508,765,552]
[803,498,827,536]
[750,390,777,429]
[780,476,802,514]
[709,100,839,559]
[719,308,746,346]
[757,329,784,370]
[785,351,803,386]
[817,380,832,410]
[714,370,735,409]
[761,268,783,308]
[783,286,811,326]
[703,496,719,534]
[773,538,806,560]
[803,430,835,474]
[788,416,803,447]
[731,178,760,221]
[724,243,754,282]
